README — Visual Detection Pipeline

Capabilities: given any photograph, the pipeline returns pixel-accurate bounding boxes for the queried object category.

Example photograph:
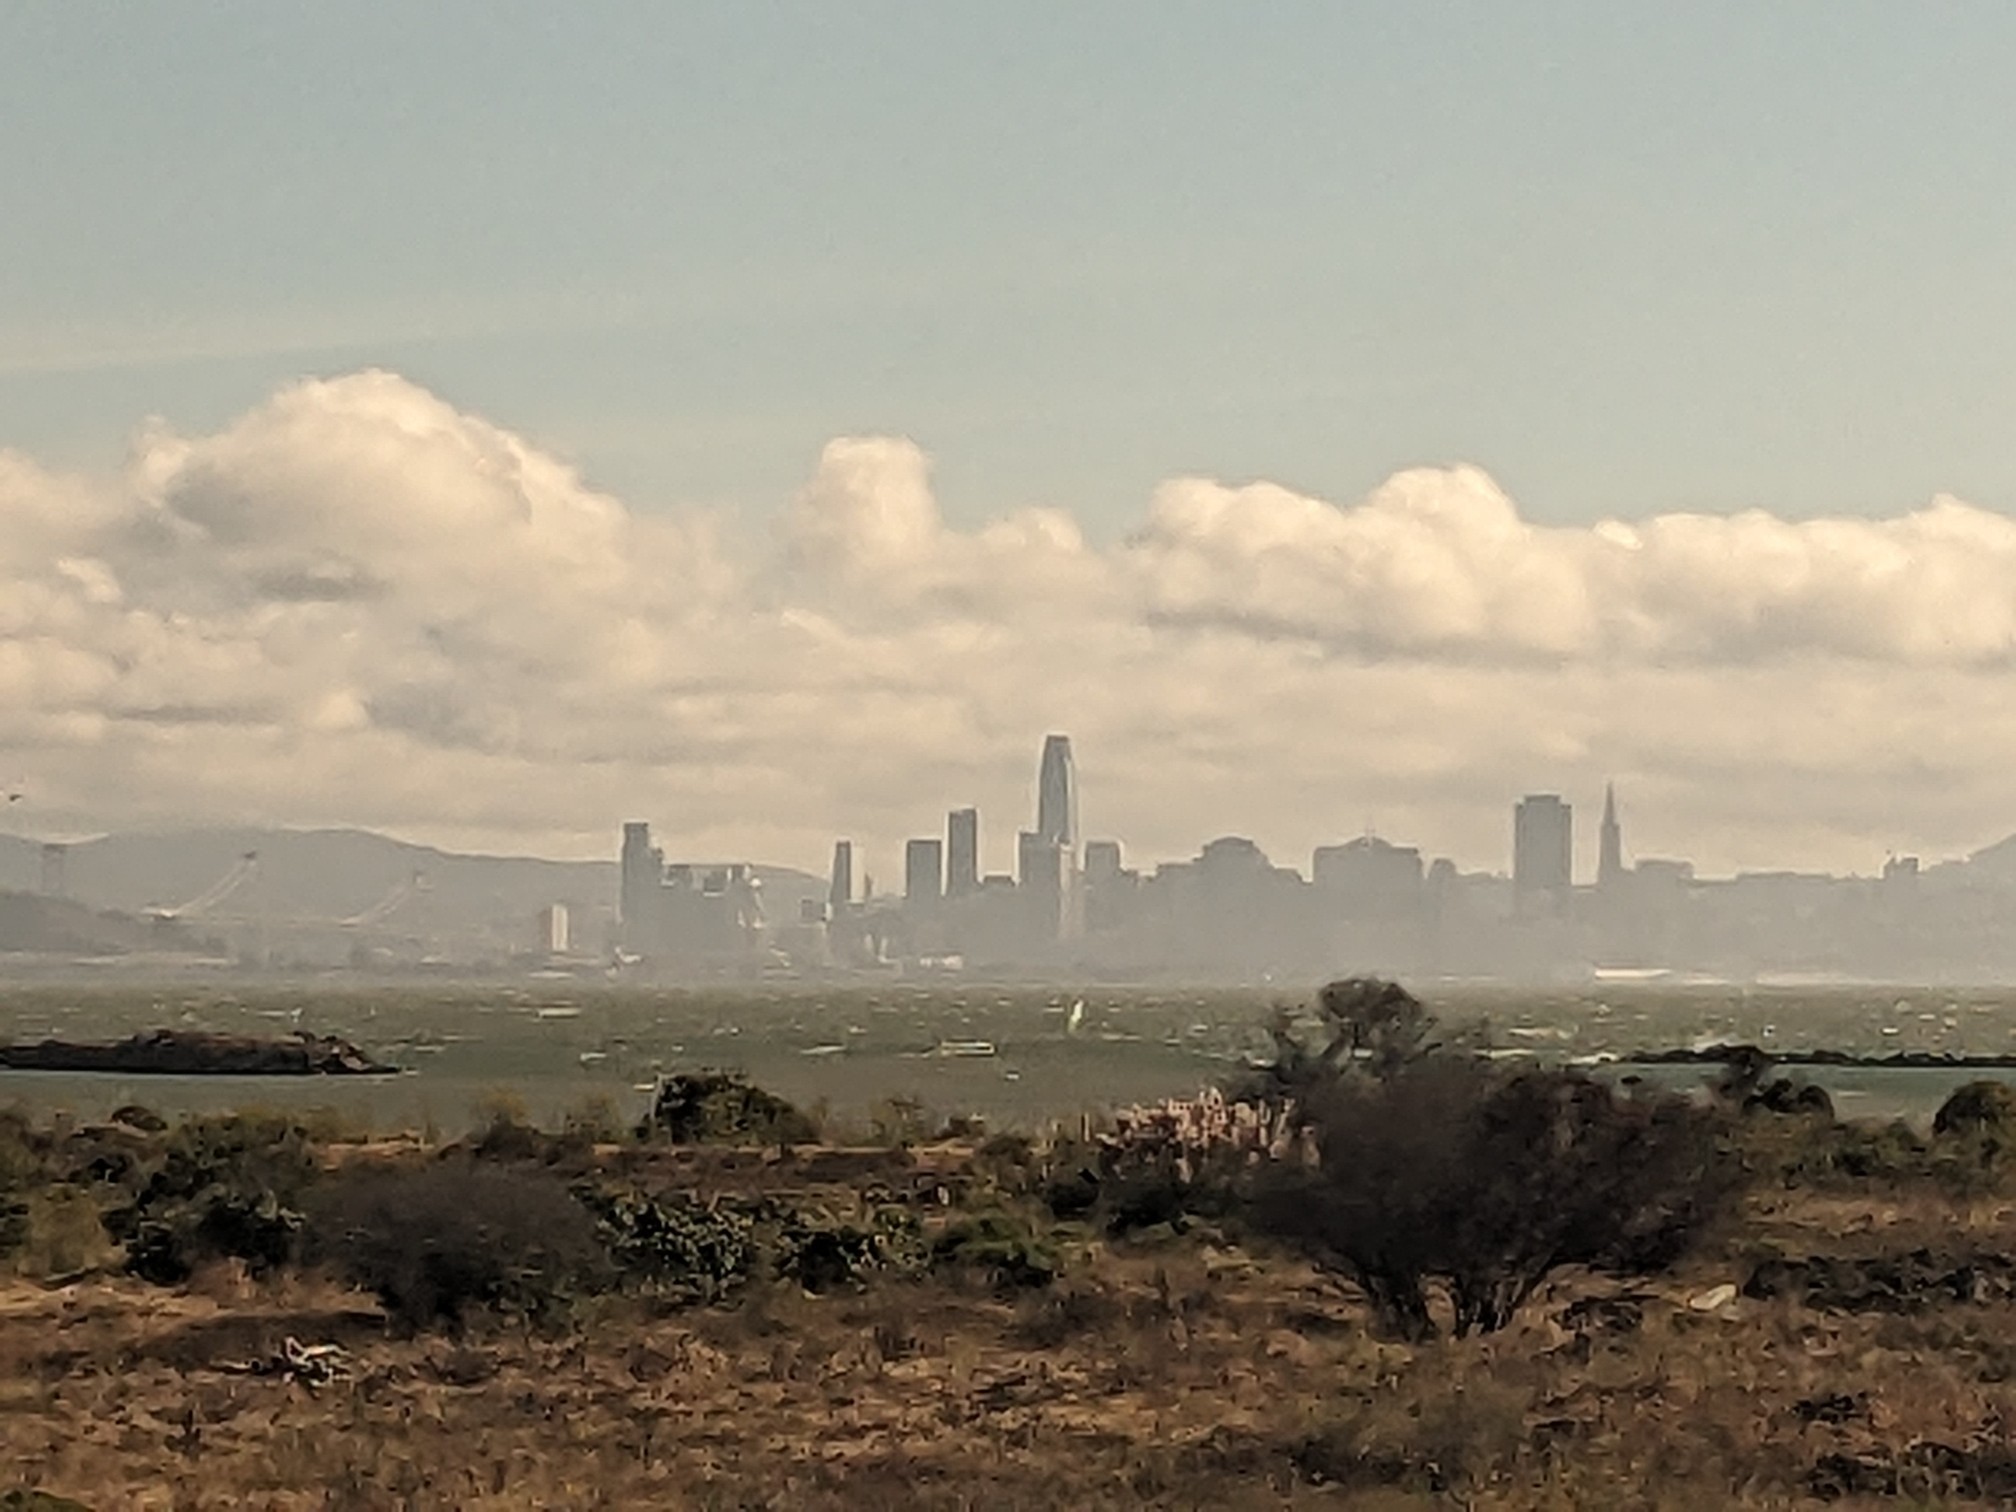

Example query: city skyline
[602,733,2016,983]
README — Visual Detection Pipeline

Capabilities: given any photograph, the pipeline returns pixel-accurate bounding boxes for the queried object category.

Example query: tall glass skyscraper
[1035,734,1078,855]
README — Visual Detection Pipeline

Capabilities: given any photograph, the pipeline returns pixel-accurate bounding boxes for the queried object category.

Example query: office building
[1313,835,1424,914]
[1513,795,1573,905]
[1035,735,1078,855]
[905,837,944,907]
[828,840,854,911]
[1018,829,1069,944]
[620,822,663,947]
[946,808,979,897]
[1083,839,1123,886]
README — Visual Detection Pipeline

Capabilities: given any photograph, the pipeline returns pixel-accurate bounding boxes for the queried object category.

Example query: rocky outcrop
[0,1028,393,1076]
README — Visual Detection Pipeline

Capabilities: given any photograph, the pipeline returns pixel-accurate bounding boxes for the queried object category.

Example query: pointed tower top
[1598,782,1624,888]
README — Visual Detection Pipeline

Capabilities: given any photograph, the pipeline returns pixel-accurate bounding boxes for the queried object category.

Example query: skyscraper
[619,821,663,947]
[1018,829,1068,944]
[904,837,943,907]
[1035,734,1077,855]
[946,807,979,897]
[1598,783,1625,891]
[828,839,854,912]
[1512,794,1573,906]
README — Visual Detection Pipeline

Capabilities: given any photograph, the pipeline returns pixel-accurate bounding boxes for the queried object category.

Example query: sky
[4,4,2016,879]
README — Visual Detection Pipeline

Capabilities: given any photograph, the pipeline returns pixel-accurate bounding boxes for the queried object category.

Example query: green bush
[931,1209,1060,1291]
[775,1204,925,1292]
[107,1111,318,1284]
[576,1186,755,1302]
[304,1162,610,1332]
[636,1071,818,1146]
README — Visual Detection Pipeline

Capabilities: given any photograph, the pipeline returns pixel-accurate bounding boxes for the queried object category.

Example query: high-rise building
[619,822,663,947]
[1513,795,1573,904]
[1035,735,1078,856]
[828,840,854,911]
[535,903,570,955]
[905,837,944,907]
[946,808,979,897]
[1017,830,1069,944]
[1083,839,1123,886]
[1598,783,1625,891]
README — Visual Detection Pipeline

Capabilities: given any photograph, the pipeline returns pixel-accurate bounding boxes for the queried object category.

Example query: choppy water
[3,980,2015,1133]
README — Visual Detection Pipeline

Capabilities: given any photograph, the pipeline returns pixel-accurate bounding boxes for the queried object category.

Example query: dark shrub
[1748,1077,1835,1119]
[1708,1047,1835,1120]
[773,1209,895,1293]
[1234,978,1439,1106]
[0,1111,49,1261]
[304,1162,610,1332]
[1247,1051,1736,1340]
[108,1111,318,1284]
[637,1071,818,1146]
[1934,1080,2016,1140]
[1,1491,95,1512]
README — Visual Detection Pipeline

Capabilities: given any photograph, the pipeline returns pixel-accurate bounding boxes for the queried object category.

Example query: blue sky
[7,2,2014,535]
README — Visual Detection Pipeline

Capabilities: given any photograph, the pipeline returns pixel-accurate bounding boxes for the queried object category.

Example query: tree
[1240,984,1737,1339]
[1238,977,1438,1107]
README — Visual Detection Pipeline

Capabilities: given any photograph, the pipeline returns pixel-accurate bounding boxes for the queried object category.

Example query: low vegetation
[4,979,2016,1507]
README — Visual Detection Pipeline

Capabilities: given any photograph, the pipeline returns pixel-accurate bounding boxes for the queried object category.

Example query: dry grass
[2,1168,2015,1509]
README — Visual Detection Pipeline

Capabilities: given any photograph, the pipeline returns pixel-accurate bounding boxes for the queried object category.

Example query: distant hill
[0,890,211,956]
[0,827,822,958]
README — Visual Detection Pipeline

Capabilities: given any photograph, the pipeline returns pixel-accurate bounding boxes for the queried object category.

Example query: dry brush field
[6,1146,2016,1510]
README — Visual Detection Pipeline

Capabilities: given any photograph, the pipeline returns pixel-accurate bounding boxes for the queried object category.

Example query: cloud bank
[3,370,2012,877]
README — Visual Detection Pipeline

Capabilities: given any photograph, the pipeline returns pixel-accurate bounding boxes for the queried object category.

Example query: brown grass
[4,1151,2016,1508]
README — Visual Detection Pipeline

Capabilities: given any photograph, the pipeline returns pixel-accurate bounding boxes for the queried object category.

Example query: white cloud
[2,369,2014,877]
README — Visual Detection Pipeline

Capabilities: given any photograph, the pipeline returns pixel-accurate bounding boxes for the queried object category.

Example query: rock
[1686,1283,1738,1313]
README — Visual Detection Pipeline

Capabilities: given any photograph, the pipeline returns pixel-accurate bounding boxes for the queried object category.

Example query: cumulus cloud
[2,369,2014,876]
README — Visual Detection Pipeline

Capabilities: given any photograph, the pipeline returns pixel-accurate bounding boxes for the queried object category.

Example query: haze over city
[6,4,2016,884]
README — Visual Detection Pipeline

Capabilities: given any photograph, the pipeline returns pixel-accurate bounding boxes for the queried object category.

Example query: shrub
[931,1210,1060,1291]
[561,1093,629,1146]
[108,1111,319,1284]
[1934,1080,2016,1140]
[1246,1040,1736,1339]
[773,1209,895,1292]
[868,1095,930,1148]
[11,1187,119,1280]
[1235,977,1441,1106]
[0,1111,51,1263]
[636,1071,818,1146]
[304,1162,611,1332]
[576,1185,755,1303]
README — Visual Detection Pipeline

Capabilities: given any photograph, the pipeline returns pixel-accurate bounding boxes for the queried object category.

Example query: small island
[0,1028,394,1076]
